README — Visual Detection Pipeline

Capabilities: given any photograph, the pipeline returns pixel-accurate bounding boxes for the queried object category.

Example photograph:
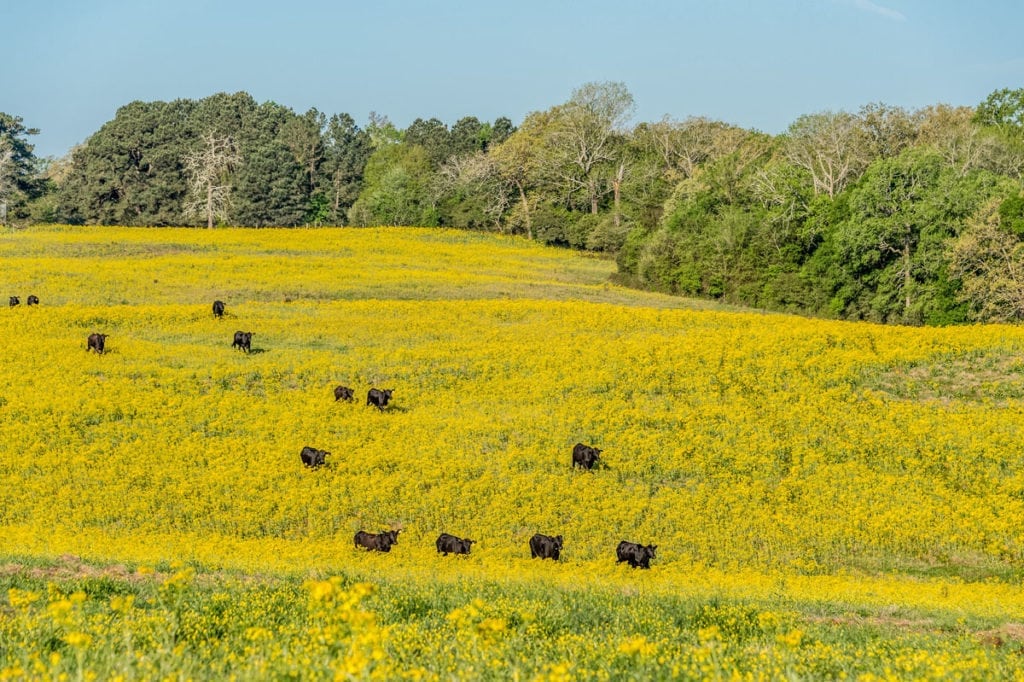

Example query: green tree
[489,110,559,239]
[826,150,1011,323]
[491,117,515,146]
[0,113,41,224]
[405,118,451,167]
[320,113,372,225]
[450,116,485,156]
[231,101,310,226]
[348,144,436,226]
[949,197,1024,321]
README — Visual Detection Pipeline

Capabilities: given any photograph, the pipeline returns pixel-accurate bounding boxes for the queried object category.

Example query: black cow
[212,300,225,318]
[334,385,355,402]
[436,533,475,556]
[232,331,253,352]
[26,295,39,306]
[366,388,393,411]
[529,533,563,560]
[9,296,19,307]
[572,443,602,470]
[354,529,400,552]
[300,445,330,468]
[86,333,107,354]
[616,540,657,569]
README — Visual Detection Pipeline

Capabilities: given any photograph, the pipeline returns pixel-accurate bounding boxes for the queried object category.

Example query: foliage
[15,83,1024,323]
[0,112,42,222]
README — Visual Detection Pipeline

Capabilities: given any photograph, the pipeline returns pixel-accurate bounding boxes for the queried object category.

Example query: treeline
[3,85,1024,324]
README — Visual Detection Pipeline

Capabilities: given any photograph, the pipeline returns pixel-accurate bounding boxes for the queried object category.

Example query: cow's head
[645,545,657,559]
[554,535,563,550]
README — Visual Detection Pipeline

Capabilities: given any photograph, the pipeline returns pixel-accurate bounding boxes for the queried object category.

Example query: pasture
[2,225,1024,679]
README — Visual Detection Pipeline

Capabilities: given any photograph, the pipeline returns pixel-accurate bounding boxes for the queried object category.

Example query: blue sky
[6,0,1024,158]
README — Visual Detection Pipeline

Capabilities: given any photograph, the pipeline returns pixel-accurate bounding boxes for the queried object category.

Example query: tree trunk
[612,178,622,228]
[903,238,911,312]
[589,180,599,214]
[516,180,532,240]
[207,184,214,229]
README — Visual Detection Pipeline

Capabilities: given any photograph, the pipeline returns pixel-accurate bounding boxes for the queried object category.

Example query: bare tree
[642,116,740,180]
[918,104,1008,178]
[549,81,635,214]
[436,152,514,231]
[183,132,241,228]
[857,102,920,160]
[784,111,868,198]
[0,140,13,226]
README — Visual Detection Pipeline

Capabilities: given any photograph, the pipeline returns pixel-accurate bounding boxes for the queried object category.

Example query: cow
[366,388,393,411]
[436,533,475,556]
[8,296,19,307]
[334,385,355,402]
[572,443,602,470]
[86,333,107,354]
[354,530,399,552]
[529,533,563,560]
[616,540,657,569]
[26,295,39,306]
[300,445,330,468]
[212,300,225,318]
[232,331,253,352]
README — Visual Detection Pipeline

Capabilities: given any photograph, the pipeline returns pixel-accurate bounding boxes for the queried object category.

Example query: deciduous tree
[785,111,868,198]
[183,132,241,228]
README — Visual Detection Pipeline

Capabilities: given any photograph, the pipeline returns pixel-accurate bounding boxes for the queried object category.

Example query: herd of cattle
[16,296,659,569]
[326,435,651,566]
[351,525,657,568]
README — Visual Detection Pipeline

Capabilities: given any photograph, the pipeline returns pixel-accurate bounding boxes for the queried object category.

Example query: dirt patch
[1,554,151,584]
[862,351,1024,404]
[977,623,1024,649]
[807,613,936,632]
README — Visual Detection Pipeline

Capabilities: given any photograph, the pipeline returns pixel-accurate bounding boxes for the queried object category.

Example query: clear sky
[6,0,1024,159]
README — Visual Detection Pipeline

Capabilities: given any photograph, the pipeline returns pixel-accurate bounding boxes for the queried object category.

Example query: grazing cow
[26,295,39,306]
[300,445,330,468]
[86,333,107,354]
[529,533,563,560]
[366,388,393,411]
[616,541,657,569]
[8,296,19,307]
[212,300,225,318]
[354,530,399,552]
[232,331,253,352]
[334,385,355,402]
[436,533,475,556]
[572,443,602,470]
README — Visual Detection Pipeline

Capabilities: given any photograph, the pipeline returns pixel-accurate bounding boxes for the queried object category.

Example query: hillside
[2,225,1024,679]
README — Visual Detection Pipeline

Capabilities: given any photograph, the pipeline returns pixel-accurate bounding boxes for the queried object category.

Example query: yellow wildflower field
[2,225,1024,679]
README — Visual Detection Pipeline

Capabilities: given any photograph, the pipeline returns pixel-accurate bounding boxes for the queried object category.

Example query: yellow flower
[63,632,92,648]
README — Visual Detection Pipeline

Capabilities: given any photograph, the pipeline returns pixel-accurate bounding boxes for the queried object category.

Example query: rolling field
[2,225,1024,679]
